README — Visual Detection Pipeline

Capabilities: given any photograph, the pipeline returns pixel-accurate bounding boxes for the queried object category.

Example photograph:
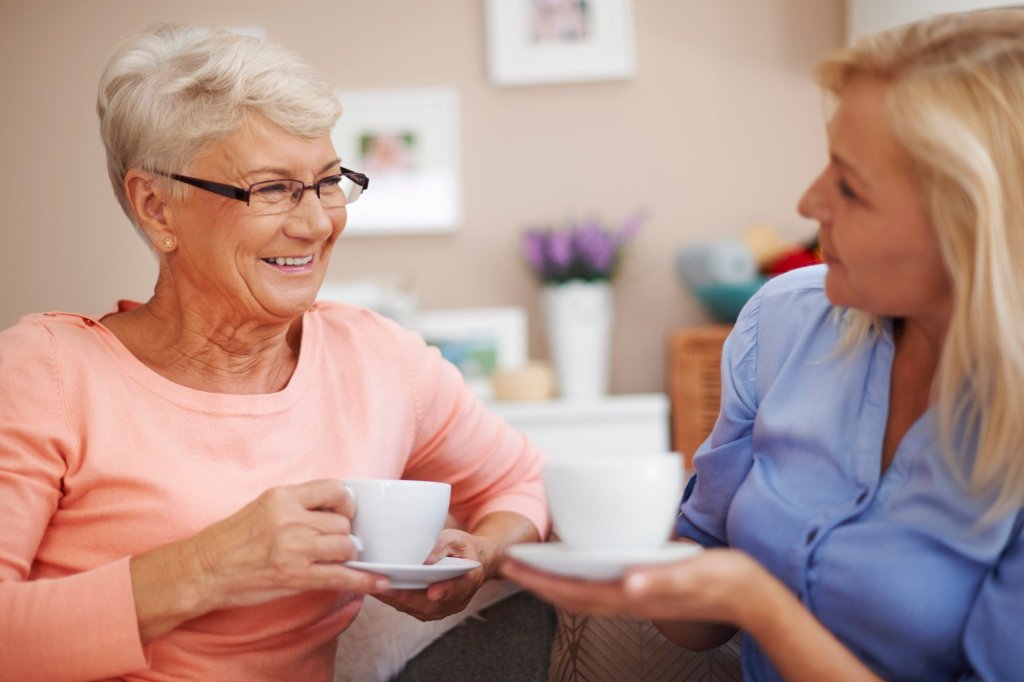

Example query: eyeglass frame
[152,167,370,207]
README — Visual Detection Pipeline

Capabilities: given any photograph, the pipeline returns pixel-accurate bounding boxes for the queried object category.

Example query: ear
[124,169,176,250]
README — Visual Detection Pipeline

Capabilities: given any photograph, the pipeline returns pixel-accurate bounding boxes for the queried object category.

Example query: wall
[847,0,1022,43]
[0,0,842,394]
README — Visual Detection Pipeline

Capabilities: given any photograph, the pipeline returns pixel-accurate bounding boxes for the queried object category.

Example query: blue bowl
[691,278,767,323]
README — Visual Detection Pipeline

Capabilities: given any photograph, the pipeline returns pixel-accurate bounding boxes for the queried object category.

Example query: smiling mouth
[261,255,314,266]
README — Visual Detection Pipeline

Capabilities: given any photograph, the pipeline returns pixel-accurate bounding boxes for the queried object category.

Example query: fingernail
[625,574,648,594]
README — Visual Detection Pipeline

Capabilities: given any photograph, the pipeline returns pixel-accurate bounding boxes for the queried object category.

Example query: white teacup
[343,479,451,565]
[542,453,685,551]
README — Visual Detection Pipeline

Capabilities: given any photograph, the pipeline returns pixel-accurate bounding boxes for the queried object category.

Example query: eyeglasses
[155,167,369,215]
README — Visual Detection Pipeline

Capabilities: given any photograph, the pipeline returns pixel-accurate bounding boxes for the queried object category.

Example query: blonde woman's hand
[502,545,768,625]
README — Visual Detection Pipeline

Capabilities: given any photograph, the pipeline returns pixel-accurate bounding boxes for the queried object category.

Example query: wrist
[734,560,794,639]
[473,534,504,579]
[130,540,210,643]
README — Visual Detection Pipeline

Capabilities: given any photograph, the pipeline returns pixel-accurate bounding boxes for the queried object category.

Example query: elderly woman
[0,24,547,682]
[506,9,1024,682]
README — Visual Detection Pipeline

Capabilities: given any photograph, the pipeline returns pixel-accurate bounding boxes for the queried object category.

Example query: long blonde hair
[817,9,1024,518]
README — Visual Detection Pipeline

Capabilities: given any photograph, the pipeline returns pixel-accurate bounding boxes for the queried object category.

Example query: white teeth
[265,255,313,266]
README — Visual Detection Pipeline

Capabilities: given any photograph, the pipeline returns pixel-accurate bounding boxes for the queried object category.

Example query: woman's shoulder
[0,312,107,403]
[755,264,830,315]
[733,265,832,344]
[726,265,844,385]
[0,311,100,352]
[305,301,425,354]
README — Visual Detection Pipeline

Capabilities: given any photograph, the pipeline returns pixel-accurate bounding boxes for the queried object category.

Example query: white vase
[544,280,613,400]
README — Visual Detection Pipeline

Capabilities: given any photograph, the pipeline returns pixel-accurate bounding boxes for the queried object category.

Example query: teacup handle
[344,485,363,554]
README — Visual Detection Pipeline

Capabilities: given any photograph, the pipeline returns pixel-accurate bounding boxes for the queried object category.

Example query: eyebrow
[246,159,342,178]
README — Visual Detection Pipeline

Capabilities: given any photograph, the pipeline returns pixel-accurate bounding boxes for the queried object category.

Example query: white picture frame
[411,307,528,399]
[485,0,636,86]
[331,88,461,235]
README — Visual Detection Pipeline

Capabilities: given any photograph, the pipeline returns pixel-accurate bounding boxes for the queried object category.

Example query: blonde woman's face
[798,77,952,322]
[163,116,346,324]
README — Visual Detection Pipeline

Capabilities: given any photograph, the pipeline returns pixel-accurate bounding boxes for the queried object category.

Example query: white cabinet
[489,393,670,460]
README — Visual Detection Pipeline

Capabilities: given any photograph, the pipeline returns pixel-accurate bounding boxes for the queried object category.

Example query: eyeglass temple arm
[166,173,250,203]
[340,167,370,190]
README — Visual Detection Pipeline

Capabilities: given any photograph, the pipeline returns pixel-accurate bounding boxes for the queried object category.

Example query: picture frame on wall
[412,307,528,399]
[484,0,636,86]
[331,88,461,235]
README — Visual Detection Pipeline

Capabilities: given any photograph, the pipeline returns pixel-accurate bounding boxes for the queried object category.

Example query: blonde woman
[0,24,547,681]
[506,9,1024,681]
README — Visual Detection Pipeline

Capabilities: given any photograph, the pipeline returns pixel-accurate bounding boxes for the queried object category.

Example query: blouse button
[805,528,818,544]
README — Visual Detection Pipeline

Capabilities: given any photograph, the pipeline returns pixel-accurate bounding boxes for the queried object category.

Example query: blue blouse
[676,265,1024,682]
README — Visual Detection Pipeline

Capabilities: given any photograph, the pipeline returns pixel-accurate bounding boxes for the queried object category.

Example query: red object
[765,246,823,276]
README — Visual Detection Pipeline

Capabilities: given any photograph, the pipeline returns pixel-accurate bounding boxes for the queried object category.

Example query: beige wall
[0,0,842,394]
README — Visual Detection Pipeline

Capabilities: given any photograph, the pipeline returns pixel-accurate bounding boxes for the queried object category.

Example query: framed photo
[331,88,461,235]
[484,0,636,86]
[412,307,528,399]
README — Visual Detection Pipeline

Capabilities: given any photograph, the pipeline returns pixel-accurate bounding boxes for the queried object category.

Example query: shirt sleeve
[391,323,549,537]
[960,511,1024,681]
[0,318,148,681]
[675,291,762,548]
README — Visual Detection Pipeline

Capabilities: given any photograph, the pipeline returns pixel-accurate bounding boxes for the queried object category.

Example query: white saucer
[345,556,481,589]
[506,542,703,581]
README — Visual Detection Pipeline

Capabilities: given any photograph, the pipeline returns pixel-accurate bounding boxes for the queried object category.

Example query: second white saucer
[507,542,703,581]
[345,556,481,589]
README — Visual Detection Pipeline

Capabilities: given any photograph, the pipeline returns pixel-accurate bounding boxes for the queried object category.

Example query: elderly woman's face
[798,77,952,322]
[165,116,345,322]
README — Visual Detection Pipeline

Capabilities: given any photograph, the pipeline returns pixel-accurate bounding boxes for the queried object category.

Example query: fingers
[308,509,352,536]
[623,562,695,599]
[308,562,390,594]
[291,479,356,517]
[502,560,635,616]
[308,533,362,563]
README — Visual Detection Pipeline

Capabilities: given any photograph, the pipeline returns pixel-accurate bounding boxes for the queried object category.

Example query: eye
[837,178,859,202]
[317,175,343,191]
[251,181,295,201]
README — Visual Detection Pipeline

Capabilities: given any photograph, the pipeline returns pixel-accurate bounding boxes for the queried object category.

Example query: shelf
[488,393,670,460]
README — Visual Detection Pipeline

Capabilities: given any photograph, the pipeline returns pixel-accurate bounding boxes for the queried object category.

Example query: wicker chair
[667,325,732,471]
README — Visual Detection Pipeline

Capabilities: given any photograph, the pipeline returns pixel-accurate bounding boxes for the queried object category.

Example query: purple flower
[521,211,646,284]
[572,224,616,274]
[522,230,548,274]
[545,229,574,272]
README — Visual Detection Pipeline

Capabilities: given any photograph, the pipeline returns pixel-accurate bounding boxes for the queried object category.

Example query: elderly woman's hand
[373,528,496,621]
[130,479,390,643]
[374,510,540,622]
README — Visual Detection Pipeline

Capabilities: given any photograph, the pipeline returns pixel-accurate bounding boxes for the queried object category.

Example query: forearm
[0,559,148,681]
[130,540,209,644]
[469,511,541,578]
[653,619,738,651]
[743,577,881,682]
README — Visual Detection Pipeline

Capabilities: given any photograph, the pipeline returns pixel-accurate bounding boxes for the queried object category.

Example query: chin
[822,273,852,309]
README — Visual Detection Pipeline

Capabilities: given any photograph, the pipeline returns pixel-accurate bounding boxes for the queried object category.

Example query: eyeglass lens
[248,175,364,214]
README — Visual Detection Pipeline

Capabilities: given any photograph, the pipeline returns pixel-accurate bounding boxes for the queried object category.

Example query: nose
[283,190,341,241]
[798,168,831,224]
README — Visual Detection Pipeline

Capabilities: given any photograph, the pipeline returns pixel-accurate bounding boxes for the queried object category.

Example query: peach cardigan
[0,302,547,681]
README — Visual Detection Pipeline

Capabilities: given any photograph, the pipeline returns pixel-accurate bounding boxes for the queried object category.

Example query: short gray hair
[96,23,342,227]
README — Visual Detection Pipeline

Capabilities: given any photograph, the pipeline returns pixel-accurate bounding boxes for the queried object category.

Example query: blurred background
[0,0,845,394]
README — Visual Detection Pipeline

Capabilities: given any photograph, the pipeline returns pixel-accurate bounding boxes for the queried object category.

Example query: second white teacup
[543,453,685,551]
[343,479,451,565]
